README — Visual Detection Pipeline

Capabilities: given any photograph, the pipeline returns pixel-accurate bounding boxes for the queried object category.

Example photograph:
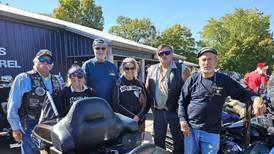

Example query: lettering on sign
[0,47,6,56]
[0,47,22,68]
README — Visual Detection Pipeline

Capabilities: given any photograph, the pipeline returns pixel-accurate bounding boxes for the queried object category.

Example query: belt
[154,107,168,111]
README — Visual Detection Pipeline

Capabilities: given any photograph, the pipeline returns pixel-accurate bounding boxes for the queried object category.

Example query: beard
[201,66,215,73]
[36,63,52,75]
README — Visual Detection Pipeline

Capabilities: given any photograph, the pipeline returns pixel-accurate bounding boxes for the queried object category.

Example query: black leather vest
[148,62,183,112]
[19,70,61,122]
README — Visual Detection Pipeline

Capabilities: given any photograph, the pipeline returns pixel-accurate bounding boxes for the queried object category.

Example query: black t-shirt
[178,72,255,133]
[112,76,149,120]
[60,86,94,116]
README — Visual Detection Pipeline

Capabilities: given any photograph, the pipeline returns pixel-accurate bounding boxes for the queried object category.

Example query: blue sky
[1,0,274,40]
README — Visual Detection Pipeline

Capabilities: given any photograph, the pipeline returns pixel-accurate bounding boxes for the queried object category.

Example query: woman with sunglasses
[112,58,150,138]
[60,65,94,116]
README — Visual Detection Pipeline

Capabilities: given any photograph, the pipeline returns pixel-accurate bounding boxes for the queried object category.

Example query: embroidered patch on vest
[35,87,46,96]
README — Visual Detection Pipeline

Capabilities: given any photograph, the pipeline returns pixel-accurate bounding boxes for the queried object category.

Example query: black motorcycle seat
[51,97,139,153]
[32,120,58,145]
[115,113,140,131]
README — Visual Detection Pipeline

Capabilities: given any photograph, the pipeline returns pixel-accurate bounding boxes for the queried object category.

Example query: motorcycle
[219,101,274,153]
[0,76,20,153]
[31,97,168,154]
[0,75,13,131]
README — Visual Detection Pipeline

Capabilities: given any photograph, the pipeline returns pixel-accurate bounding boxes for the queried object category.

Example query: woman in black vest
[60,65,94,117]
[112,58,150,138]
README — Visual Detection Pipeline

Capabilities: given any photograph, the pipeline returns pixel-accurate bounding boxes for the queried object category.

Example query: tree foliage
[53,0,104,30]
[156,24,196,62]
[200,8,274,73]
[109,16,157,46]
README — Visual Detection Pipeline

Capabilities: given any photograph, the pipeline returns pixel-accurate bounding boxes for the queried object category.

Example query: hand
[252,97,266,116]
[180,121,190,136]
[12,129,23,142]
[133,115,140,122]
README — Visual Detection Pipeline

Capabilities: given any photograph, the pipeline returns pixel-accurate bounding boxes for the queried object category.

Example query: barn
[0,4,185,83]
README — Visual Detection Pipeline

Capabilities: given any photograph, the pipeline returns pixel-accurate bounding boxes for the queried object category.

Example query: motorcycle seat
[50,97,139,153]
[32,120,58,145]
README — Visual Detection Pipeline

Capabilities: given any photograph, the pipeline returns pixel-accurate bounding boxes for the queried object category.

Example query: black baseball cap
[197,47,217,58]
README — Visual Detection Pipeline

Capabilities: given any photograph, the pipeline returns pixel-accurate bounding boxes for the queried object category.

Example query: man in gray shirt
[146,44,190,154]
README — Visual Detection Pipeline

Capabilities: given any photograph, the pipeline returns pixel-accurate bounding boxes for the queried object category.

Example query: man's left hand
[253,97,266,116]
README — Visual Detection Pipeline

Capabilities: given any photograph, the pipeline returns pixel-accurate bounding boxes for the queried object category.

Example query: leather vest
[148,62,184,112]
[19,70,61,122]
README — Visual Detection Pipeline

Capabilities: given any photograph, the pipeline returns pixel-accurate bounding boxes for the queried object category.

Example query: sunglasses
[38,56,54,65]
[95,47,106,50]
[124,67,135,71]
[69,69,85,79]
[158,50,171,57]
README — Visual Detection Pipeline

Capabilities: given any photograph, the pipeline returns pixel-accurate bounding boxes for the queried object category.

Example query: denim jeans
[19,117,40,154]
[270,147,274,154]
[184,128,220,154]
[152,109,184,154]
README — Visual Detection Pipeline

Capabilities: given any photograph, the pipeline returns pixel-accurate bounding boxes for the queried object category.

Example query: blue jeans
[270,147,274,154]
[20,118,40,154]
[184,128,220,154]
[152,109,184,154]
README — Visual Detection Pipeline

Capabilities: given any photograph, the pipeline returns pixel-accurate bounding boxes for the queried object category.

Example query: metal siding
[0,19,93,80]
[66,32,92,57]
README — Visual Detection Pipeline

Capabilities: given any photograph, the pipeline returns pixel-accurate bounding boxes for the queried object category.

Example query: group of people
[6,38,149,154]
[7,38,266,154]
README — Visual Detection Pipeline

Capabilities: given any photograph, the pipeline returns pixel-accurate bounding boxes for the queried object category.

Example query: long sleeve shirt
[112,76,150,120]
[7,72,60,131]
[178,72,256,133]
[60,86,94,117]
[244,71,267,93]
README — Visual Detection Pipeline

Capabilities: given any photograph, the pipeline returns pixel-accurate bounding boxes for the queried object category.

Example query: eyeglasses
[158,50,171,57]
[69,69,85,79]
[95,47,106,50]
[38,56,54,65]
[124,67,135,71]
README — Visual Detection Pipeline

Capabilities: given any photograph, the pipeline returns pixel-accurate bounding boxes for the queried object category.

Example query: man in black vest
[7,49,62,154]
[146,44,190,154]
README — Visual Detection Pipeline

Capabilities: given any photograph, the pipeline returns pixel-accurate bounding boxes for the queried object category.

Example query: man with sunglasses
[145,44,190,154]
[82,38,118,106]
[7,49,62,154]
[178,47,266,154]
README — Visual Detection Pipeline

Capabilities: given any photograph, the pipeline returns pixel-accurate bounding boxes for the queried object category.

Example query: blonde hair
[119,58,139,79]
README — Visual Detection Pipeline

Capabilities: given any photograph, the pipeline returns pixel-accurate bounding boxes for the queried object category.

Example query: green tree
[156,24,196,62]
[53,0,104,30]
[200,8,274,73]
[109,16,157,46]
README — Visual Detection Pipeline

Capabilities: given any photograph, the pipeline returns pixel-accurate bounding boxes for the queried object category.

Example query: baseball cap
[35,49,53,59]
[92,38,108,47]
[197,47,217,58]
